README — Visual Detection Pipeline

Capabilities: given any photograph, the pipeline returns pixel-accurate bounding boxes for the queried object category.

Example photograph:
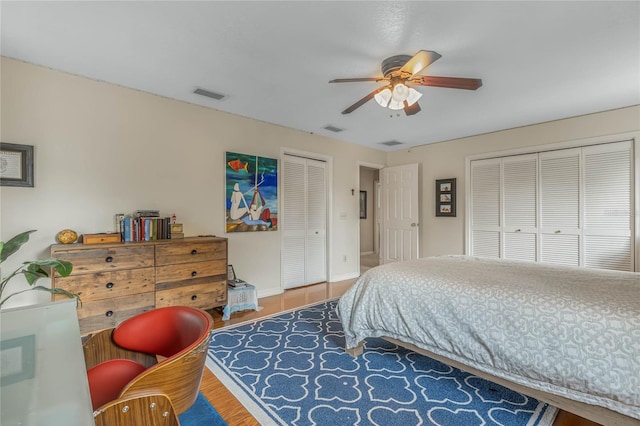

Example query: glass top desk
[1,299,94,426]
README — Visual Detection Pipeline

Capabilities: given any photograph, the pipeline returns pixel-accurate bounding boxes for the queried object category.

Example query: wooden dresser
[50,236,227,334]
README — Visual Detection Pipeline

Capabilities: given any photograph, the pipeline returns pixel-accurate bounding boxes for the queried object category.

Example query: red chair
[83,306,213,415]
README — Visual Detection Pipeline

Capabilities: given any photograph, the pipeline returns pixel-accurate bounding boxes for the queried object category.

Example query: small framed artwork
[359,191,367,219]
[435,178,456,217]
[227,264,237,281]
[0,143,34,187]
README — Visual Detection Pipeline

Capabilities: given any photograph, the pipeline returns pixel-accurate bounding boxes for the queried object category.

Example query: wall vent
[380,140,403,147]
[323,125,344,133]
[193,88,227,100]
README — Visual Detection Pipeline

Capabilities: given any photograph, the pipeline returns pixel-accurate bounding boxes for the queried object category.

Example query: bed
[336,255,640,425]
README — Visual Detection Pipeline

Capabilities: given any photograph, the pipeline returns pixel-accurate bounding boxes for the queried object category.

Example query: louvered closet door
[539,148,581,266]
[282,156,307,288]
[470,158,501,258]
[282,155,327,289]
[582,141,633,271]
[305,159,327,283]
[503,154,538,262]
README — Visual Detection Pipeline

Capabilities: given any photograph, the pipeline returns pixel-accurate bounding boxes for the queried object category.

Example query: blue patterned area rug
[179,393,228,426]
[206,300,557,426]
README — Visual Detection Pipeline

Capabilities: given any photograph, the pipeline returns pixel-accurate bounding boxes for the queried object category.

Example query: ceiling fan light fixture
[405,87,422,107]
[391,83,410,103]
[387,99,405,110]
[374,88,392,107]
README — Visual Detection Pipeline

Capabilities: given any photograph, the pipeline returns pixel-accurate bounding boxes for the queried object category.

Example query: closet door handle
[106,282,114,289]
[191,249,197,255]
[191,271,197,277]
[105,256,113,263]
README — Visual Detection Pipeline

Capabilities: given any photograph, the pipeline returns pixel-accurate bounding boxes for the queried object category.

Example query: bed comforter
[336,255,640,419]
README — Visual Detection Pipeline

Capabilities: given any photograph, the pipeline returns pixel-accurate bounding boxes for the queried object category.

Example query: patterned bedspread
[336,255,640,419]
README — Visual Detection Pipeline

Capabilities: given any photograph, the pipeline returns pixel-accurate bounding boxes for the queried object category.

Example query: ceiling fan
[329,50,482,116]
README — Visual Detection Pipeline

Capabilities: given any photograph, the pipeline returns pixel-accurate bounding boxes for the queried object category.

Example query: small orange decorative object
[56,229,78,244]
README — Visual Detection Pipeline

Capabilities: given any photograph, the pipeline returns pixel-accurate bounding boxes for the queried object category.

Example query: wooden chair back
[93,393,179,426]
[84,306,213,415]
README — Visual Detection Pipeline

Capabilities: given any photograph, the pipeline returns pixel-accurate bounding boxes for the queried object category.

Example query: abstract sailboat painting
[225,151,278,232]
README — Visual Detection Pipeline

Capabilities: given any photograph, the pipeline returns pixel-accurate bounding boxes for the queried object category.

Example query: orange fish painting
[228,159,249,172]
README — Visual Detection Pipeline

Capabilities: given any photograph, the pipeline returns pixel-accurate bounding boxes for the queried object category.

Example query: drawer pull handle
[191,249,197,255]
[191,271,197,277]
[105,256,113,263]
[191,295,197,301]
[106,310,114,317]
[106,282,114,289]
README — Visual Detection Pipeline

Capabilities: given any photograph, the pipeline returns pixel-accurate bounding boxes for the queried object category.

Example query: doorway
[359,165,381,273]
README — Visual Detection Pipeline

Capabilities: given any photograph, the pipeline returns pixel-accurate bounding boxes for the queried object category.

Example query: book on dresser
[50,236,228,335]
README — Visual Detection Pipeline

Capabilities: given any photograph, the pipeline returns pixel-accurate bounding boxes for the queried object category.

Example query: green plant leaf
[24,265,49,285]
[1,230,36,263]
[28,258,73,277]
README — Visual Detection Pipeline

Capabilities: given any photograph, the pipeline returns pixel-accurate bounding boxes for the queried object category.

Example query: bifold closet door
[582,141,633,271]
[469,140,634,271]
[470,158,501,258]
[503,154,538,262]
[539,148,581,266]
[282,155,327,289]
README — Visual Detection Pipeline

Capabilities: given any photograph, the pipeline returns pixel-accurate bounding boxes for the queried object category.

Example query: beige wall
[2,56,638,308]
[387,105,640,258]
[0,57,386,308]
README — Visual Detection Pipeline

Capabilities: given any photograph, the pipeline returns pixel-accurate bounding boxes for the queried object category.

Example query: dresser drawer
[53,268,154,301]
[155,259,226,283]
[77,292,155,334]
[53,245,154,275]
[156,279,227,309]
[155,239,226,266]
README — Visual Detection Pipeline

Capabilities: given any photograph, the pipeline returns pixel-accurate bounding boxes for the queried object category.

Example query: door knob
[411,223,418,227]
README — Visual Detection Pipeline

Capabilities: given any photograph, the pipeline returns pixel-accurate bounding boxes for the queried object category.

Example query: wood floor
[200,279,600,426]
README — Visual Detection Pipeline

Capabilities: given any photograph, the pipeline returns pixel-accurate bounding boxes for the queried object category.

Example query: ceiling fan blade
[341,88,382,114]
[400,50,442,76]
[329,77,382,83]
[412,76,483,90]
[403,101,421,116]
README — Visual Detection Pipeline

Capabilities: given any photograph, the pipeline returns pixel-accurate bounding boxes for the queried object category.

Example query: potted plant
[0,230,77,308]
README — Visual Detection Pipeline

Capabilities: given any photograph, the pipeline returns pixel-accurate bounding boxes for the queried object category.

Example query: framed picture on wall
[359,191,367,219]
[435,178,456,217]
[0,143,34,187]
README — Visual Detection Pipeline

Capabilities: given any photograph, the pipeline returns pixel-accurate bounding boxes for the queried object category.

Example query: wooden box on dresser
[50,236,227,335]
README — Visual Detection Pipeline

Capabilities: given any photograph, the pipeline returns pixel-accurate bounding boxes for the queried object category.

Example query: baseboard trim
[330,272,359,282]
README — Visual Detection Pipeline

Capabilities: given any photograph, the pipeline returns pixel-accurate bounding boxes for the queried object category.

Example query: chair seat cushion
[87,359,147,410]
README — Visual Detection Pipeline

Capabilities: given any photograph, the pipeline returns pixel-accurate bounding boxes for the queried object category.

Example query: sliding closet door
[282,155,327,289]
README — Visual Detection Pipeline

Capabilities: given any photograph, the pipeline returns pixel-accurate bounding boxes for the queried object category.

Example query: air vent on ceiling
[323,125,344,133]
[380,140,403,147]
[193,88,227,101]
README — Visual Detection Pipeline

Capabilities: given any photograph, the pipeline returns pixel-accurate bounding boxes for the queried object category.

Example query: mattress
[336,255,640,419]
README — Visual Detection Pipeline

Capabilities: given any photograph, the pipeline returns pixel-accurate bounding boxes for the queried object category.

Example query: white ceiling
[2,1,639,152]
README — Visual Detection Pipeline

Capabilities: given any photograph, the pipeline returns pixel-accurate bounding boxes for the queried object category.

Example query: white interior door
[380,163,419,264]
[282,155,327,289]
